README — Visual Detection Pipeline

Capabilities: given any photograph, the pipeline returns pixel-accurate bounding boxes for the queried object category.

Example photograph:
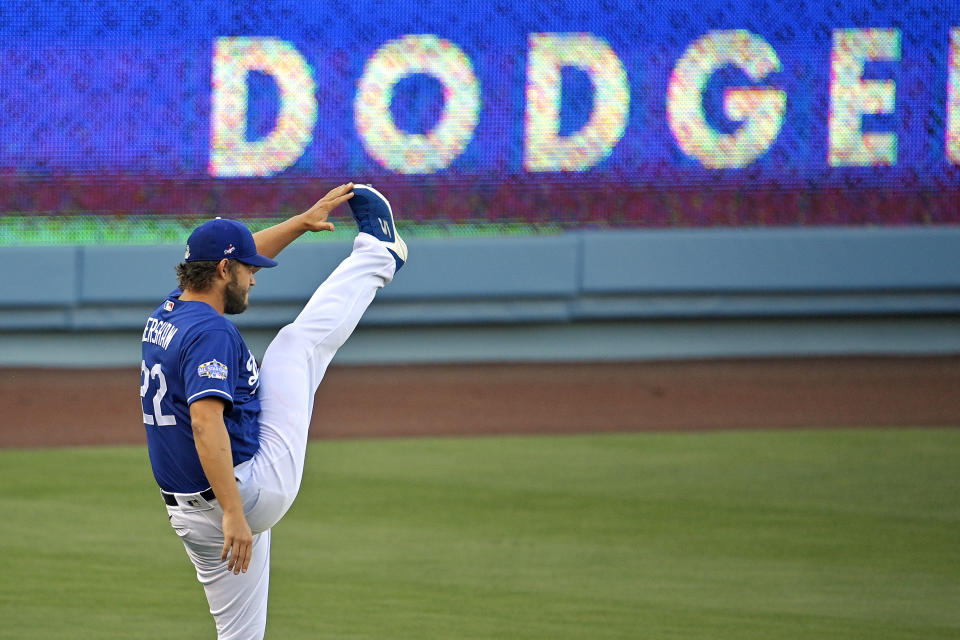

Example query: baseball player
[139,183,406,639]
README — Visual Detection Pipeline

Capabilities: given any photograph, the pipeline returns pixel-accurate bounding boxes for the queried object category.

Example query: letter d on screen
[209,37,317,177]
[524,34,629,172]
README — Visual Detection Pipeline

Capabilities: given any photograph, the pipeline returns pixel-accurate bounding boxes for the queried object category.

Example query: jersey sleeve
[180,329,240,409]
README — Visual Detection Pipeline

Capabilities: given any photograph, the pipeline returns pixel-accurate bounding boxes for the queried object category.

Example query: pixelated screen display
[1,0,959,244]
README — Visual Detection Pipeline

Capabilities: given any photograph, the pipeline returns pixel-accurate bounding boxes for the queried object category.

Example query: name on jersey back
[142,317,179,350]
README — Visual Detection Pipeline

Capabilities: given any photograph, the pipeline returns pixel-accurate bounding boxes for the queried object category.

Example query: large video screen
[1,0,958,244]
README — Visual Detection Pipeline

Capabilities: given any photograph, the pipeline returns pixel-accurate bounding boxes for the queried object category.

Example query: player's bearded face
[223,266,249,315]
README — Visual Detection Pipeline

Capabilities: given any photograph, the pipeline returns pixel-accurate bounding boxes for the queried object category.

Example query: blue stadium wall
[1,228,958,367]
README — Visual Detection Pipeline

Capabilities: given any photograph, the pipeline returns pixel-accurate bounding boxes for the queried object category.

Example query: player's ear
[217,259,231,280]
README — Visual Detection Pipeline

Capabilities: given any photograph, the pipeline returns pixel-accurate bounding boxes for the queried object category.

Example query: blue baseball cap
[184,218,278,268]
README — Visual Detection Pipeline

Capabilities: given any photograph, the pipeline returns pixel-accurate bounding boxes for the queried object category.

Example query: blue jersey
[140,291,262,493]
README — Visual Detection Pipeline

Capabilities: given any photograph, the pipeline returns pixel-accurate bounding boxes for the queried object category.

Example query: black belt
[161,486,216,506]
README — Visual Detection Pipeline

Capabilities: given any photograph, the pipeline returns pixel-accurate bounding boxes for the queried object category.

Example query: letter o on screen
[355,35,481,174]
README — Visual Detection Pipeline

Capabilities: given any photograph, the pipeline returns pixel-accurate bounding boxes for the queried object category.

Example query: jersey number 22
[140,361,176,426]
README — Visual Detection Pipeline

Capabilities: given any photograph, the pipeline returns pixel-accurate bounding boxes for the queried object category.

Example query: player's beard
[223,275,249,315]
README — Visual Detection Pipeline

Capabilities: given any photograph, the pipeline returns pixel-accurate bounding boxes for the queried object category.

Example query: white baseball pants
[167,233,397,639]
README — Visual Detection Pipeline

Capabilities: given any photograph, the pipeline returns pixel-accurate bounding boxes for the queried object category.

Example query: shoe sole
[352,184,408,264]
[353,184,396,234]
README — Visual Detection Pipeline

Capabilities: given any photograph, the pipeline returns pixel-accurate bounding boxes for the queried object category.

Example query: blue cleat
[348,184,408,272]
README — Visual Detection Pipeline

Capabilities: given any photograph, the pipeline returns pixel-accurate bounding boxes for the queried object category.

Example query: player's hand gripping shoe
[348,184,408,272]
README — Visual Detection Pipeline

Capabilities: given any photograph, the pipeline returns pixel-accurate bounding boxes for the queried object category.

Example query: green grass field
[1,429,959,639]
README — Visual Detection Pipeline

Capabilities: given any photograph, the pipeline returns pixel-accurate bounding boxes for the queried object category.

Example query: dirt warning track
[1,356,958,448]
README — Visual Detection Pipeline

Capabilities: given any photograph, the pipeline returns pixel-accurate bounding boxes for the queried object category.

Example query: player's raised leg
[242,186,407,532]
